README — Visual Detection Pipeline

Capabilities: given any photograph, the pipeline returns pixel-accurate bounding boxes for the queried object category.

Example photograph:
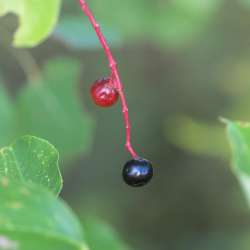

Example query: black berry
[122,158,153,187]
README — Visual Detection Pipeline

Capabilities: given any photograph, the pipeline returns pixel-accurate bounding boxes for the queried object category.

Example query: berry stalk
[79,0,138,158]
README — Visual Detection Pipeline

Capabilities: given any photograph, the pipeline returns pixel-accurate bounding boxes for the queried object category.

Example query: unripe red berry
[90,78,119,107]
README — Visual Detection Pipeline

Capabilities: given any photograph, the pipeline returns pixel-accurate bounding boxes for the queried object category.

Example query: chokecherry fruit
[123,158,153,187]
[90,78,119,107]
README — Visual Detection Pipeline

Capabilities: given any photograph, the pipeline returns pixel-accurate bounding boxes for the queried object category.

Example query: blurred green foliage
[55,0,226,49]
[17,58,94,160]
[165,115,229,158]
[86,0,222,48]
[240,0,250,8]
[2,0,250,250]
[0,0,61,47]
[83,217,131,250]
[0,82,16,145]
[0,58,94,162]
[1,0,250,49]
[54,16,121,49]
[164,58,250,159]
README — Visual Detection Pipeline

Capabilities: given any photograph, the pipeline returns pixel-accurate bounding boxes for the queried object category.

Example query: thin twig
[79,0,138,158]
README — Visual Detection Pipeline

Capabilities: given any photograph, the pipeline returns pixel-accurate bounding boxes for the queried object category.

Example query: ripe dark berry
[90,78,119,107]
[122,158,153,187]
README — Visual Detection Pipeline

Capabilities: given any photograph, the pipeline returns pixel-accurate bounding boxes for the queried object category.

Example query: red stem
[79,0,138,158]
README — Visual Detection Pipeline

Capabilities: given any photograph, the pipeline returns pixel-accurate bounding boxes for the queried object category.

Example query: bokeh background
[1,0,250,249]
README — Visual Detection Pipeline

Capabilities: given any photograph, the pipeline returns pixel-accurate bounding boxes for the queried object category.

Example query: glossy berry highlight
[90,78,119,107]
[123,158,153,187]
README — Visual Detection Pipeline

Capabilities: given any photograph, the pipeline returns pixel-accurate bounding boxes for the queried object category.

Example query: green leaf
[54,16,122,50]
[0,81,16,146]
[17,58,94,160]
[0,135,62,196]
[83,217,130,250]
[224,119,250,205]
[0,179,88,250]
[0,0,61,47]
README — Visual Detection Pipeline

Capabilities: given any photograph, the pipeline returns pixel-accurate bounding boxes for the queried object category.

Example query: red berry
[90,78,119,107]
